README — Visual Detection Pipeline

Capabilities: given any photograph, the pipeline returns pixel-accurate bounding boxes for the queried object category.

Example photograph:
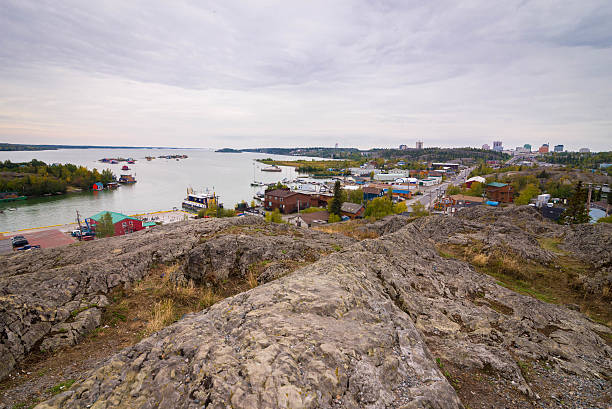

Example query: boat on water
[106,182,119,189]
[0,192,27,202]
[110,160,119,164]
[127,160,135,164]
[121,165,130,170]
[182,188,219,213]
[118,174,137,184]
[261,165,282,172]
[250,181,266,187]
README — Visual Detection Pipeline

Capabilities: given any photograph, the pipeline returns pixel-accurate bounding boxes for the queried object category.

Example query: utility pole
[76,210,83,241]
[586,183,592,212]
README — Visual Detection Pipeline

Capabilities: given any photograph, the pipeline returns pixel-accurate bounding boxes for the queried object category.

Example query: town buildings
[554,144,564,152]
[538,144,549,154]
[492,141,503,152]
[482,144,490,150]
[579,148,590,153]
[485,182,514,203]
[399,144,408,150]
[523,144,532,151]
[416,141,423,149]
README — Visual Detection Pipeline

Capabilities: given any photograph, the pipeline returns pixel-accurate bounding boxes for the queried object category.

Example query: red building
[264,189,316,214]
[485,183,514,203]
[88,211,144,236]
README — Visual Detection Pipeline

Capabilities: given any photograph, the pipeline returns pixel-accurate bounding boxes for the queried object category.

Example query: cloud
[0,0,611,150]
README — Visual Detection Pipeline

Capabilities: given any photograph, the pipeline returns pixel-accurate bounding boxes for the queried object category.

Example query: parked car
[11,235,28,248]
[16,244,41,251]
[71,229,82,237]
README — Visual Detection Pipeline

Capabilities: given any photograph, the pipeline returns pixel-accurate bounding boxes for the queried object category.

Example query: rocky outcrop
[0,216,351,382]
[33,212,611,409]
[561,222,612,268]
[177,223,355,285]
[414,206,558,264]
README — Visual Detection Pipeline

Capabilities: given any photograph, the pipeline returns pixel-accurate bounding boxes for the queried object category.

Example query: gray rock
[33,210,611,408]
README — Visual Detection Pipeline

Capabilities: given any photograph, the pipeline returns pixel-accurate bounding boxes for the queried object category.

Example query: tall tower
[416,141,423,149]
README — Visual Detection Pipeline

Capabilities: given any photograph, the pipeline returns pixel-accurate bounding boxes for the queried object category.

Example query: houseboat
[182,188,219,213]
[119,174,137,184]
[262,165,282,172]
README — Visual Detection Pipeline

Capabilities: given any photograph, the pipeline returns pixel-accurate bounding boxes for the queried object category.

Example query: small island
[215,148,242,153]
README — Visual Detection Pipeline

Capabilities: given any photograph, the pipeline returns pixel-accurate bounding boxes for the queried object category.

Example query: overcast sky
[1,1,611,151]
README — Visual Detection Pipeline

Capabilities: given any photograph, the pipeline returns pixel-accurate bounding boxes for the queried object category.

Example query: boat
[106,182,119,189]
[250,181,266,187]
[182,188,219,213]
[0,192,27,202]
[118,174,137,184]
[110,160,119,164]
[127,159,135,164]
[261,165,282,172]
[121,165,130,170]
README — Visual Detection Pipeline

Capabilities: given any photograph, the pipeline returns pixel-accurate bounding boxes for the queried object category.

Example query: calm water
[0,148,303,231]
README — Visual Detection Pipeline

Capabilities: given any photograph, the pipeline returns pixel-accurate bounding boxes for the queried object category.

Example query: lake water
[0,148,304,231]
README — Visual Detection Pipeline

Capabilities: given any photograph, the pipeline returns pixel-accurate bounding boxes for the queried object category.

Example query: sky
[1,1,611,151]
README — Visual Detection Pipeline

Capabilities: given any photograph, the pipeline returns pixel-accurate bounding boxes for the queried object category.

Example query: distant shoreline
[0,143,196,152]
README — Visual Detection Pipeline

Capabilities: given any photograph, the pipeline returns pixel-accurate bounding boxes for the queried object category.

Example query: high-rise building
[492,141,503,152]
[538,143,549,154]
[415,141,423,149]
[523,144,532,151]
[482,144,490,150]
[399,144,408,150]
[553,144,564,152]
[579,148,590,153]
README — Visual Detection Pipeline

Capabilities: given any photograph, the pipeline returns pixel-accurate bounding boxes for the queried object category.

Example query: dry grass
[246,268,258,289]
[436,242,611,327]
[145,299,176,335]
[313,219,379,240]
[471,253,489,267]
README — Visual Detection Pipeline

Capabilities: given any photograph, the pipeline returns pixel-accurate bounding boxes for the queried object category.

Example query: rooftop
[341,202,364,214]
[487,182,508,188]
[89,211,139,224]
[299,210,329,224]
[265,189,297,198]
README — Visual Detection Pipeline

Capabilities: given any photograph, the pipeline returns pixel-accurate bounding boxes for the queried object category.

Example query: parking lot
[0,229,76,254]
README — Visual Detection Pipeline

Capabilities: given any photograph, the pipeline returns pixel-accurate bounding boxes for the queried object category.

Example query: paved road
[407,167,473,210]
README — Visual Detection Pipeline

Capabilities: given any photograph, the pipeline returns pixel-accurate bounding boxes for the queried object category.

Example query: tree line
[0,159,115,196]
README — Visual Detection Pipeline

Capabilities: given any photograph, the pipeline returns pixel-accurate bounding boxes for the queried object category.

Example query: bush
[198,205,235,218]
[597,215,612,223]
[411,202,429,217]
[328,213,341,223]
[265,208,283,223]
[364,197,394,219]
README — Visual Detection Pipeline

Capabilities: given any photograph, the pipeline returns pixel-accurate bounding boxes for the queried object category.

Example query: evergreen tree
[330,181,342,216]
[96,212,115,238]
[560,181,590,224]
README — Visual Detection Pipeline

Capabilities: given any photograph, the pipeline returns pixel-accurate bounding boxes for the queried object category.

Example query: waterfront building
[87,211,144,236]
